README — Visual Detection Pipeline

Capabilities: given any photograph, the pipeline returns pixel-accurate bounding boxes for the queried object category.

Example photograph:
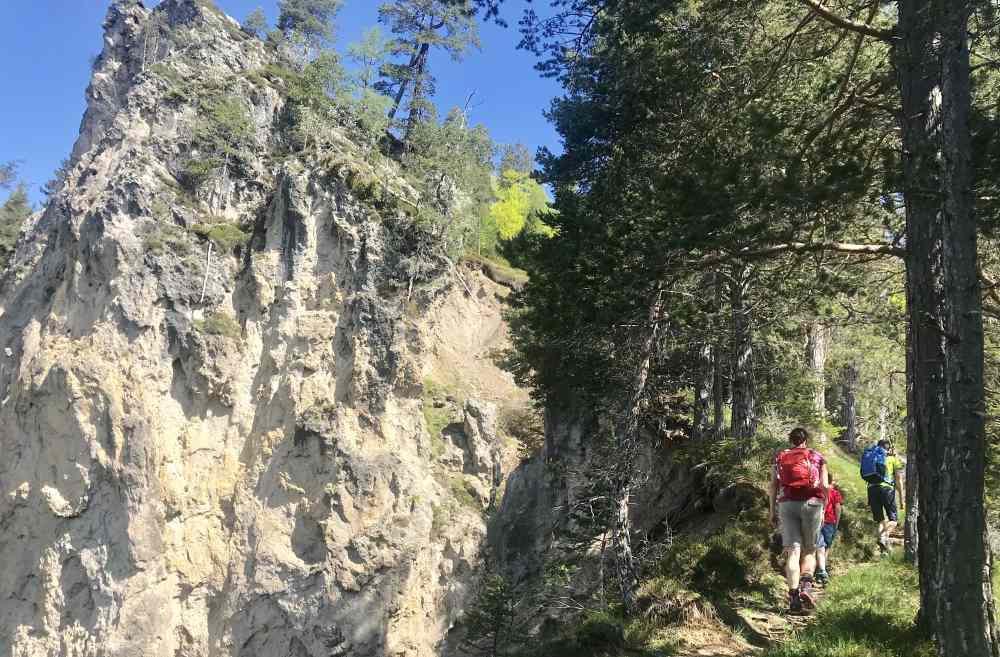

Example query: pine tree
[0,161,17,190]
[41,159,69,199]
[276,0,342,62]
[498,143,532,175]
[241,7,268,38]
[0,184,31,271]
[277,0,341,42]
[377,0,479,143]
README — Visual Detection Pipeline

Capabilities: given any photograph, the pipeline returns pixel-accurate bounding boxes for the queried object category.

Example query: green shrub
[191,222,251,252]
[422,377,460,458]
[194,312,242,340]
[499,405,545,460]
[179,93,255,192]
[449,475,480,510]
[143,224,192,257]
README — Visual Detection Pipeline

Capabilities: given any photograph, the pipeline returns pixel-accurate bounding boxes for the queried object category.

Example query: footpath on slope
[712,444,927,657]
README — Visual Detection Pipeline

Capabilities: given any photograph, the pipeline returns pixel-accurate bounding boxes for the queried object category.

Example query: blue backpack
[860,445,888,485]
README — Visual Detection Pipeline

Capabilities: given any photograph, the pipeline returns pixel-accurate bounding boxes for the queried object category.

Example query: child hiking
[768,427,829,613]
[860,439,904,554]
[814,474,843,585]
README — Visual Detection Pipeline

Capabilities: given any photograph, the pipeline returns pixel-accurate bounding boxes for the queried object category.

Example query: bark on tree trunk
[840,363,859,452]
[402,43,431,146]
[388,46,422,121]
[693,343,713,440]
[905,286,920,565]
[611,287,665,616]
[806,321,828,426]
[730,264,756,442]
[896,1,999,652]
[713,273,726,439]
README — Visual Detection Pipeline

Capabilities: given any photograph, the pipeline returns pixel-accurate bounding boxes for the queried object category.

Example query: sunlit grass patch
[763,556,932,657]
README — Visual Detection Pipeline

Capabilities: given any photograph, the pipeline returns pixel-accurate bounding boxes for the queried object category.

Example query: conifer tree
[241,7,268,38]
[277,0,342,43]
[0,161,17,190]
[0,184,30,271]
[378,0,479,143]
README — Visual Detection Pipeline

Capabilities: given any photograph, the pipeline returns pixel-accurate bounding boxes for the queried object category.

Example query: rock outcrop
[0,2,522,656]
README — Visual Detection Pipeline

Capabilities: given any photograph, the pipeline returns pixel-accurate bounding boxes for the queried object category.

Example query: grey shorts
[779,498,824,550]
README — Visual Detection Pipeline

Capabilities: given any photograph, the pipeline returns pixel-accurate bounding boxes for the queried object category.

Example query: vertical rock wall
[0,2,514,655]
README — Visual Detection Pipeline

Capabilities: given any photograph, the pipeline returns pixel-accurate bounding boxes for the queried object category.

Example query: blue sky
[0,0,562,206]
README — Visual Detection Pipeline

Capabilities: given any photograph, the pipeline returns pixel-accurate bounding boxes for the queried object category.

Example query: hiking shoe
[799,589,817,610]
[815,571,829,586]
[789,590,803,614]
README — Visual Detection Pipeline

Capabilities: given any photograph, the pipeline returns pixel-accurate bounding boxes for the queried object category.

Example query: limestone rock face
[0,2,517,655]
[461,399,499,478]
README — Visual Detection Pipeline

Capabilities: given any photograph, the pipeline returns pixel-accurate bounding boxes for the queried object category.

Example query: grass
[463,251,530,288]
[143,223,193,257]
[191,221,251,252]
[449,475,481,510]
[422,377,460,458]
[518,609,678,657]
[194,312,242,340]
[762,555,933,657]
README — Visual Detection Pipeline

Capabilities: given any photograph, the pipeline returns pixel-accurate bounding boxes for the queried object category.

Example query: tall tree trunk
[806,321,828,428]
[612,287,664,616]
[905,283,920,565]
[388,47,422,121]
[896,1,999,652]
[730,264,755,442]
[712,273,726,438]
[693,343,713,440]
[402,43,431,145]
[840,363,859,452]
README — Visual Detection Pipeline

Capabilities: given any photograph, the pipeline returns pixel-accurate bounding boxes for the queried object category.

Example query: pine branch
[796,0,894,41]
[695,241,905,268]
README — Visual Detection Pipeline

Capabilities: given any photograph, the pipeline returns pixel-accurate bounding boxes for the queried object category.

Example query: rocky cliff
[0,2,524,655]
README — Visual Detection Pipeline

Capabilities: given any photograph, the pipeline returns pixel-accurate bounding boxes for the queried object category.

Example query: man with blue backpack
[860,439,904,553]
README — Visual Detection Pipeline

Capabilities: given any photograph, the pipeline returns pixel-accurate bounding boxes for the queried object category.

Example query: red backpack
[777,448,821,500]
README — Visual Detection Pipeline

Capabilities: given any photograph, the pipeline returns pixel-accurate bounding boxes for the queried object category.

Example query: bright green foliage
[0,184,31,271]
[241,7,268,38]
[490,171,531,240]
[488,170,550,240]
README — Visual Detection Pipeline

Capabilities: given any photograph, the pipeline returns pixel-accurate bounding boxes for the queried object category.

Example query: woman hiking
[768,427,829,613]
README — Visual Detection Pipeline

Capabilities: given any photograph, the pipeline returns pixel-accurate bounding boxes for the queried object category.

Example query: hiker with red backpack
[768,427,829,613]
